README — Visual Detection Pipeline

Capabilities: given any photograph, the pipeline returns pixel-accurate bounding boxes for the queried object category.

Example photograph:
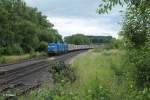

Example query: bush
[37,41,48,52]
[3,44,24,55]
[106,39,124,50]
[126,88,150,100]
[0,47,5,55]
[83,79,112,100]
[128,37,150,88]
[49,61,76,83]
[29,50,37,58]
[0,56,6,64]
[11,44,24,55]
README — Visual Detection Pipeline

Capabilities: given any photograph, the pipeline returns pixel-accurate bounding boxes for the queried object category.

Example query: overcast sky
[25,0,125,38]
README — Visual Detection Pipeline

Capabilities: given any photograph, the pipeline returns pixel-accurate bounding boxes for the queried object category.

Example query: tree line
[0,0,62,55]
[64,34,114,45]
[87,36,115,44]
[64,34,90,45]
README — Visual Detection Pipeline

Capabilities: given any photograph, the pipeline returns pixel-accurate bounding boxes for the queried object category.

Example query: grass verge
[0,52,47,64]
[71,49,133,100]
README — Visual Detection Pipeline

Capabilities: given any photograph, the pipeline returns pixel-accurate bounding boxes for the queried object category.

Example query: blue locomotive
[48,43,68,55]
[48,43,94,55]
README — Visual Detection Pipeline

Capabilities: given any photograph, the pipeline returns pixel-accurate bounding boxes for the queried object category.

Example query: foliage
[65,34,114,45]
[122,6,150,48]
[20,81,80,100]
[127,38,150,88]
[0,0,62,55]
[29,50,38,58]
[87,36,115,44]
[37,41,48,52]
[49,61,76,83]
[126,88,150,100]
[0,56,6,64]
[97,0,150,14]
[108,39,125,49]
[99,0,150,89]
[120,4,150,88]
[7,44,24,55]
[83,78,112,100]
[64,34,90,45]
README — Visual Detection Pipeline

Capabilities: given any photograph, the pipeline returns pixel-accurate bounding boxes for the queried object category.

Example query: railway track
[0,50,86,98]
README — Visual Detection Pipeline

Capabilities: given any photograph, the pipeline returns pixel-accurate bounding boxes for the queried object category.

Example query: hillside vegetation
[0,0,62,55]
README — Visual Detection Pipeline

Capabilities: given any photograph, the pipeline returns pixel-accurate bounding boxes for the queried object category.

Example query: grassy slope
[71,49,132,100]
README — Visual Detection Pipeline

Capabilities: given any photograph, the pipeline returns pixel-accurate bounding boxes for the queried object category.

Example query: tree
[0,0,63,55]
[98,0,150,14]
[64,34,90,45]
[99,0,150,88]
[122,6,150,87]
[87,36,114,44]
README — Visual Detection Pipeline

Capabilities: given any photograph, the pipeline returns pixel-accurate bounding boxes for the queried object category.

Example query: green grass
[71,49,132,100]
[0,52,46,64]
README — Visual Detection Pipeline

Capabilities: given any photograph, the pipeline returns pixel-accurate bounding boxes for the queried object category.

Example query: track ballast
[0,50,86,97]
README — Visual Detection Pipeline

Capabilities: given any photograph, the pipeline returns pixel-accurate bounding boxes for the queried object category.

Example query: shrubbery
[121,6,150,89]
[126,88,150,100]
[49,61,76,83]
[0,0,62,55]
[83,78,112,100]
[104,39,125,50]
[0,56,6,64]
[99,0,150,92]
[37,41,48,52]
[128,39,150,88]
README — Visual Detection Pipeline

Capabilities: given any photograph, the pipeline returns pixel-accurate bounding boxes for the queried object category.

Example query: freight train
[48,43,93,55]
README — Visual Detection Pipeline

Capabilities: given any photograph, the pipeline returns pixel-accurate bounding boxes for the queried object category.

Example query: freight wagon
[48,43,93,55]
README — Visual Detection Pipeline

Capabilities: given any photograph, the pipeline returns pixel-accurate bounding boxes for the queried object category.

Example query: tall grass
[0,52,47,64]
[71,49,133,100]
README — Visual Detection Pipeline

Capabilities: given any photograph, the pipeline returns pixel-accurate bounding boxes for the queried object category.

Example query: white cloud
[48,17,120,38]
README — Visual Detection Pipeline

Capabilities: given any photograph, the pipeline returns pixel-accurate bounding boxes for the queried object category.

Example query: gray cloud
[25,0,100,18]
[25,0,125,38]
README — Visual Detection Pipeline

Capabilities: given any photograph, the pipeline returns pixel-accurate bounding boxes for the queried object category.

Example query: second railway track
[0,50,86,96]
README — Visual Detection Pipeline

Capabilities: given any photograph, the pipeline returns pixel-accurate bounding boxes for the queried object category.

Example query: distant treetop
[87,36,115,44]
[64,33,115,45]
[64,34,90,45]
